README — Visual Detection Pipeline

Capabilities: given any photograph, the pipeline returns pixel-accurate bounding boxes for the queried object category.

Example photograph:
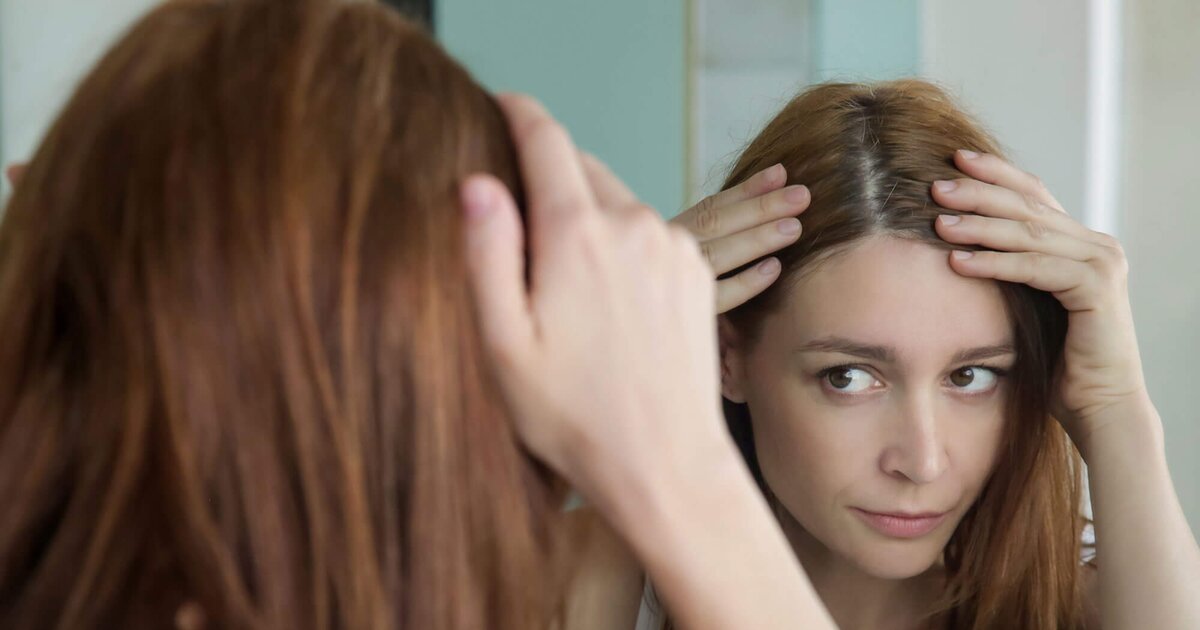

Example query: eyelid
[817,363,881,379]
[952,364,1010,376]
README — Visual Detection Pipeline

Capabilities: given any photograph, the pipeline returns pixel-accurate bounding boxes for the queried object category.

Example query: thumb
[462,174,534,365]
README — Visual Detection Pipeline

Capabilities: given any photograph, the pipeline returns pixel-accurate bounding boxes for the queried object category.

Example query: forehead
[766,236,1011,354]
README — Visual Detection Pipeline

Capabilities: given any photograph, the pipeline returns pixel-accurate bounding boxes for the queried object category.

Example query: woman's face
[723,236,1012,579]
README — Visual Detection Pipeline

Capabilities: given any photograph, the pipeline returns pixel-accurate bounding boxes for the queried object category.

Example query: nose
[879,395,949,485]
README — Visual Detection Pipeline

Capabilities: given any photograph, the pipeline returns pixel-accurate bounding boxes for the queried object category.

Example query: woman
[641,79,1199,628]
[0,1,834,628]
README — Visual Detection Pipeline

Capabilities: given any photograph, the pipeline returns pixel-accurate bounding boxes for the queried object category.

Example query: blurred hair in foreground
[0,1,572,628]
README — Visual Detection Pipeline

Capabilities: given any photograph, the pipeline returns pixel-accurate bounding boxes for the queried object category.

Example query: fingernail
[958,149,980,160]
[952,250,974,260]
[757,257,781,275]
[784,184,809,204]
[939,214,961,226]
[776,218,801,235]
[763,163,786,185]
[462,179,492,219]
[934,180,959,193]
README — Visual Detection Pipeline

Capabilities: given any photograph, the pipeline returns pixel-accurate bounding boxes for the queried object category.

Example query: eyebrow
[793,336,1015,364]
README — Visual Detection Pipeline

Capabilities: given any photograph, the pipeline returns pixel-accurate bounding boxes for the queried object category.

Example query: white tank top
[633,577,666,630]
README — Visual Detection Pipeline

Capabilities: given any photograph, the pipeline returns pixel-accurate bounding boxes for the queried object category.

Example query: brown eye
[827,368,854,389]
[950,368,975,387]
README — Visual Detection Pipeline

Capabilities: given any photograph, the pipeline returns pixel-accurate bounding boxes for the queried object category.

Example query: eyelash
[814,363,1011,396]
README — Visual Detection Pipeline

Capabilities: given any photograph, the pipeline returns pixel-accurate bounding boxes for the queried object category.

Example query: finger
[462,174,534,360]
[931,178,1102,243]
[5,163,27,187]
[935,214,1099,262]
[952,150,1064,211]
[673,163,789,230]
[496,93,595,230]
[948,250,1095,309]
[674,183,810,242]
[700,217,802,276]
[579,151,636,209]
[716,257,782,314]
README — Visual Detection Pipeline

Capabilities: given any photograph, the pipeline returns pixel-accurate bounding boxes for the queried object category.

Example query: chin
[845,538,945,580]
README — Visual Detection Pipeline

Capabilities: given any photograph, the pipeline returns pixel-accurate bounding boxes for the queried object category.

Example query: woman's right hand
[670,165,810,313]
[463,96,836,630]
[461,94,731,510]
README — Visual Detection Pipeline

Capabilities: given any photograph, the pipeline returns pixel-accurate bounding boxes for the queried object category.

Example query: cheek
[744,380,875,505]
[943,400,1007,492]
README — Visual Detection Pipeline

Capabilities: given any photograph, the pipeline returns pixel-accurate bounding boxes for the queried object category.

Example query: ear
[718,316,748,403]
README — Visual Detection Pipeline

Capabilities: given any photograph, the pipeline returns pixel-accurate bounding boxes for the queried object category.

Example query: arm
[1079,399,1200,629]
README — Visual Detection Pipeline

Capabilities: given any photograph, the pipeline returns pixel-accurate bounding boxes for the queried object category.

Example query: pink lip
[850,508,949,539]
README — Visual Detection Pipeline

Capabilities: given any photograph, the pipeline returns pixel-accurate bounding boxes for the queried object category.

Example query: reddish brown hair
[721,80,1087,629]
[0,1,569,628]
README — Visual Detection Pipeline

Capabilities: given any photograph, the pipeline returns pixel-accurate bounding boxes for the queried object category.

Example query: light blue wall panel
[437,1,687,216]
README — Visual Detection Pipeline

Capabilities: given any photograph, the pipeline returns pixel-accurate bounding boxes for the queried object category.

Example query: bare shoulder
[1080,561,1101,629]
[562,505,646,630]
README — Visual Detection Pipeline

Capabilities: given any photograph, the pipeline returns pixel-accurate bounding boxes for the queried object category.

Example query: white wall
[1120,0,1200,530]
[0,0,160,197]
[921,0,1091,220]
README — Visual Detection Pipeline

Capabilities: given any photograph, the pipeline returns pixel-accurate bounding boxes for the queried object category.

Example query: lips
[850,507,949,539]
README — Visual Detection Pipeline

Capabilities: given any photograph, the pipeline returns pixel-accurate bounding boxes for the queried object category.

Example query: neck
[776,505,944,630]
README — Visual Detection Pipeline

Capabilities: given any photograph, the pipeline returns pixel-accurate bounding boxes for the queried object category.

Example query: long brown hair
[720,80,1086,629]
[0,1,570,628]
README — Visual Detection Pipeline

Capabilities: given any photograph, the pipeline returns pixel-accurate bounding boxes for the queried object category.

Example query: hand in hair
[461,93,726,500]
[932,149,1200,630]
[671,164,810,313]
[462,94,837,630]
[931,149,1144,442]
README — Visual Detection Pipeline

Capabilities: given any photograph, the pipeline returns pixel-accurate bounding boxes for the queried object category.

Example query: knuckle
[523,117,571,148]
[1095,243,1130,277]
[1096,231,1123,252]
[1020,192,1044,215]
[1030,253,1057,277]
[756,191,773,218]
[1023,219,1051,240]
[1027,171,1047,192]
[692,199,721,237]
[627,202,660,228]
[619,203,667,243]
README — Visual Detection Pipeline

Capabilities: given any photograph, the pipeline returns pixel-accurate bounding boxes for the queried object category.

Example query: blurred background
[1,0,1196,531]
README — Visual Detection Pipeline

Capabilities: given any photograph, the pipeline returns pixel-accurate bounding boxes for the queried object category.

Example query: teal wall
[437,1,687,216]
[812,0,920,81]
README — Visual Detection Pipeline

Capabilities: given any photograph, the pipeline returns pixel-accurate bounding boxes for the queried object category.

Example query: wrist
[1074,392,1163,465]
[581,421,755,548]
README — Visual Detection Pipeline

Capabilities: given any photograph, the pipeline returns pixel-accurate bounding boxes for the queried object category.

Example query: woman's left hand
[930,149,1149,449]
